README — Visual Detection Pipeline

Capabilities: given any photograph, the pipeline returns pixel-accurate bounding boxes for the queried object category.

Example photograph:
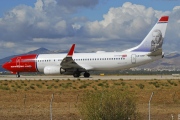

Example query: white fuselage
[36,51,161,72]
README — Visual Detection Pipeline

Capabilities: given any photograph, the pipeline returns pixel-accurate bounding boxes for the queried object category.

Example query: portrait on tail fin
[151,29,163,52]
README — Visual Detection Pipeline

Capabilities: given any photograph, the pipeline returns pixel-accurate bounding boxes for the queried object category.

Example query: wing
[60,44,85,70]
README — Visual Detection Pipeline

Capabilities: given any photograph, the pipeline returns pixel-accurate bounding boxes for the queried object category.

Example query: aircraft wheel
[16,73,20,78]
[73,72,80,78]
[84,72,90,78]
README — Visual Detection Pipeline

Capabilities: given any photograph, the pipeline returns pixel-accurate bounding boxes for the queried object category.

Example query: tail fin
[128,16,169,53]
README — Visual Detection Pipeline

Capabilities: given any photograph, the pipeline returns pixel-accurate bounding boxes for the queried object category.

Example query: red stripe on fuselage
[3,54,38,73]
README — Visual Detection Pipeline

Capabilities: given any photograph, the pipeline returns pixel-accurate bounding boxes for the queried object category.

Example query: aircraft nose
[2,62,9,70]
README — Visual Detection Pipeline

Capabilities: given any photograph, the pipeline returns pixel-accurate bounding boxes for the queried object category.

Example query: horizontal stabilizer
[147,49,162,56]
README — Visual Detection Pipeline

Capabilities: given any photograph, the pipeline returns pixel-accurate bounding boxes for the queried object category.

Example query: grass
[0,79,179,92]
[0,79,180,120]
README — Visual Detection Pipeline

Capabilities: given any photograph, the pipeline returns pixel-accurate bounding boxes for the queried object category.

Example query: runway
[0,75,179,80]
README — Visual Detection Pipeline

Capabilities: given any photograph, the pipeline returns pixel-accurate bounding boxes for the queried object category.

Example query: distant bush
[92,85,97,90]
[47,86,52,89]
[30,85,35,90]
[136,84,145,89]
[114,82,121,86]
[59,83,72,89]
[17,85,21,89]
[98,83,104,87]
[149,81,160,88]
[121,82,126,86]
[24,87,30,91]
[167,80,177,86]
[0,85,10,90]
[36,84,42,88]
[3,83,8,86]
[104,83,109,88]
[55,79,59,82]
[79,84,87,89]
[79,89,140,120]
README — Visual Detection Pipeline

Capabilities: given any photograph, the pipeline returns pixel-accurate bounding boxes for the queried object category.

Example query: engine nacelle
[44,66,67,75]
[60,67,66,74]
[44,66,60,75]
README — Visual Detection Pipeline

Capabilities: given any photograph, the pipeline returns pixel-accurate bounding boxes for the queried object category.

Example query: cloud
[0,42,16,48]
[56,0,99,15]
[57,0,99,8]
[164,6,180,52]
[80,3,180,53]
[0,1,180,58]
[83,2,158,41]
[35,0,99,14]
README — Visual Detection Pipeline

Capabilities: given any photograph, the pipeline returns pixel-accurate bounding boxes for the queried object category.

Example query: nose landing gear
[16,72,20,78]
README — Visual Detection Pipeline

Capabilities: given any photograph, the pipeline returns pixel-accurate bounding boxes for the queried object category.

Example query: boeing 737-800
[2,16,169,78]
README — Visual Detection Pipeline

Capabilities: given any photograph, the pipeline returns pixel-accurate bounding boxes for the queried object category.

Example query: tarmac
[0,75,179,80]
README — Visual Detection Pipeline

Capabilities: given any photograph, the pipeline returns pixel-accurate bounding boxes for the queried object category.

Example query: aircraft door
[131,54,136,64]
[16,57,21,68]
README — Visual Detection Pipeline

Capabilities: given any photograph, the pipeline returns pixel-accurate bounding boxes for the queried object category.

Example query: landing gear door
[131,54,136,64]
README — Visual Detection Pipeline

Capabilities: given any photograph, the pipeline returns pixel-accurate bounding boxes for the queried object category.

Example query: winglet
[67,44,75,57]
[158,16,169,23]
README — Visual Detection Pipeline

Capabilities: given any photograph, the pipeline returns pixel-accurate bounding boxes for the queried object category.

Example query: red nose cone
[2,62,9,70]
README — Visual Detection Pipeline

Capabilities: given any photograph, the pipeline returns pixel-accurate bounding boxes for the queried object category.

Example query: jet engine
[44,66,60,74]
[44,66,67,75]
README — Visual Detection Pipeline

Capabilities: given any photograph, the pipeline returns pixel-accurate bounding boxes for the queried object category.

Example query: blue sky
[0,0,180,58]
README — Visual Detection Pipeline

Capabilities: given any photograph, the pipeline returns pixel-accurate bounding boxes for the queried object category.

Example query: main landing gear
[73,71,90,78]
[84,72,90,78]
[73,71,80,77]
[16,72,20,78]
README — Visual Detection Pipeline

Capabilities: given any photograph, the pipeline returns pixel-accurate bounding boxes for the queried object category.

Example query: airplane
[2,16,169,78]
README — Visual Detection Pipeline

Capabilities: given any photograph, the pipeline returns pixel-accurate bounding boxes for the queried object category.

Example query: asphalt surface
[0,75,179,80]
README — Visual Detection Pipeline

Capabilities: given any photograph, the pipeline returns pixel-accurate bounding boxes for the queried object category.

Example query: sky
[0,0,180,59]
